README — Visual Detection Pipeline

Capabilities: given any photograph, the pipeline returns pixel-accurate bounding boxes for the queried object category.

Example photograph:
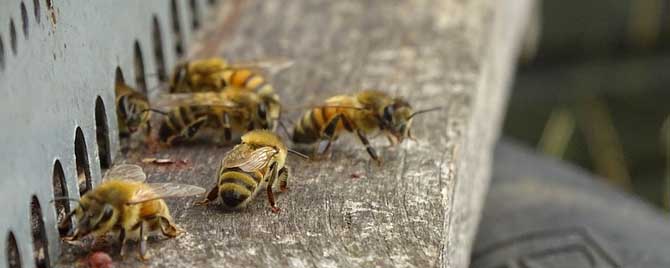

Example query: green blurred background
[505,0,670,209]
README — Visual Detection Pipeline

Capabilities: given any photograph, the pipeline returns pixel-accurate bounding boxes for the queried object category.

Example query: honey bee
[292,90,440,163]
[58,164,205,259]
[168,57,292,130]
[115,81,151,137]
[155,88,272,145]
[196,130,306,213]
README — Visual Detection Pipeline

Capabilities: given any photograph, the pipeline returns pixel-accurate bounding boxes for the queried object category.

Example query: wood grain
[58,0,533,267]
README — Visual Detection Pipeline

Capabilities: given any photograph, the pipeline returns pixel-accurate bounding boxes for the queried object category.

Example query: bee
[196,130,306,213]
[292,90,440,163]
[115,81,151,137]
[58,164,205,260]
[155,88,272,145]
[169,57,228,93]
[168,57,292,130]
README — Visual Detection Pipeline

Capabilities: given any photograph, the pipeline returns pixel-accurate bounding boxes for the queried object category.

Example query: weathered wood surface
[59,0,532,267]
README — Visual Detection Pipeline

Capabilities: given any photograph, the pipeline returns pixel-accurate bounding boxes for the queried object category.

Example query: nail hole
[152,16,167,82]
[189,0,200,30]
[45,0,56,25]
[95,97,111,173]
[208,0,218,6]
[74,127,92,195]
[10,19,17,55]
[33,0,40,24]
[20,2,29,38]
[52,160,71,237]
[30,196,50,268]
[170,0,185,57]
[6,232,22,268]
[134,41,147,94]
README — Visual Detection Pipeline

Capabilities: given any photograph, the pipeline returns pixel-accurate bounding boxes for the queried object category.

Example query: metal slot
[52,160,71,237]
[152,16,168,82]
[6,232,22,268]
[74,127,92,195]
[30,196,50,268]
[133,41,147,94]
[95,97,112,173]
[32,0,39,24]
[9,18,17,54]
[171,0,186,57]
[0,34,4,70]
[20,2,28,38]
[189,0,200,30]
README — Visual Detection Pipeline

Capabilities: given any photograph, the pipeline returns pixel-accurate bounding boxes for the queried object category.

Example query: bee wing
[127,183,206,205]
[154,92,241,109]
[228,58,294,76]
[103,164,146,182]
[223,145,277,172]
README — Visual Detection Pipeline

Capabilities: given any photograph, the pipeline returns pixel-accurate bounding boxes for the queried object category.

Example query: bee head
[70,197,116,240]
[380,99,442,143]
[380,98,413,143]
[124,98,151,133]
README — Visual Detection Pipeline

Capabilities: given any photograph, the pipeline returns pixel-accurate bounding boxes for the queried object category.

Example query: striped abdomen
[158,105,211,143]
[217,168,263,208]
[222,68,275,96]
[292,106,353,144]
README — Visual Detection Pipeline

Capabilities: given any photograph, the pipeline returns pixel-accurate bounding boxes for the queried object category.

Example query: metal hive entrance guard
[0,0,533,267]
[0,1,219,267]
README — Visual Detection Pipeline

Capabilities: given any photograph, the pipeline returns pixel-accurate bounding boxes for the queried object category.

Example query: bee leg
[195,185,219,206]
[356,130,382,165]
[158,216,181,238]
[266,163,281,213]
[138,222,150,261]
[277,166,290,192]
[316,114,344,156]
[118,229,127,258]
[385,133,398,147]
[408,129,417,141]
[184,117,208,140]
[144,122,152,142]
[222,112,232,142]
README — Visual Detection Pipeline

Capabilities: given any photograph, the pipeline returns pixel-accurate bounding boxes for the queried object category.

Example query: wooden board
[58,0,533,267]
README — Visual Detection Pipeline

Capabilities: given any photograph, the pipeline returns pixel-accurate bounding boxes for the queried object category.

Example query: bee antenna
[288,149,310,160]
[50,197,80,203]
[142,108,169,116]
[409,107,442,119]
[277,120,292,139]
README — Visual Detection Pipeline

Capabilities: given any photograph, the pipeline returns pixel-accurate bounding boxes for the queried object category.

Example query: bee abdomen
[292,110,321,143]
[218,171,259,208]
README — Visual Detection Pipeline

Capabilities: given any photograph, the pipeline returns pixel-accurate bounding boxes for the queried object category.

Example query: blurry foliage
[505,0,670,208]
